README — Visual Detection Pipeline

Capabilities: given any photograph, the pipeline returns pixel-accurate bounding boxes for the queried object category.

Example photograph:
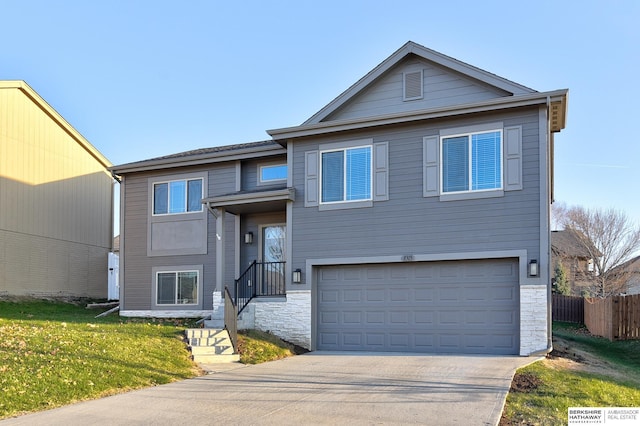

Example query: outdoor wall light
[244,232,253,244]
[529,259,538,277]
[293,268,302,284]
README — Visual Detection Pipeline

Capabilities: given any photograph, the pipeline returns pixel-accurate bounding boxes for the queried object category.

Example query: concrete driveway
[1,352,537,426]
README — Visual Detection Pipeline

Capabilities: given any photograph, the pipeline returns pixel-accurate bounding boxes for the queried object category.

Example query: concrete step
[190,344,235,356]
[185,328,239,364]
[185,328,226,339]
[193,353,240,363]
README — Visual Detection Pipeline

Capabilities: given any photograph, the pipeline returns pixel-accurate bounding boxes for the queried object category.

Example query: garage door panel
[366,289,385,302]
[317,259,520,354]
[391,289,410,302]
[319,289,338,303]
[343,289,362,302]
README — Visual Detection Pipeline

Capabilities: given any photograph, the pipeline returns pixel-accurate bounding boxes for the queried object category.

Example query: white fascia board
[269,89,568,140]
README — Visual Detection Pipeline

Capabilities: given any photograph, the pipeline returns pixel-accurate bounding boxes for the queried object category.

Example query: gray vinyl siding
[121,163,237,311]
[240,156,287,192]
[240,212,287,265]
[290,108,541,289]
[325,56,509,122]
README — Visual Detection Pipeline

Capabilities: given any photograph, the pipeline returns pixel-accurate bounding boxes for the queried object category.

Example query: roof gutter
[110,143,285,175]
[268,89,568,140]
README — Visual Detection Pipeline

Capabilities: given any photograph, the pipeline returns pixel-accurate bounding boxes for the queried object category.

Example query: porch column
[216,207,226,293]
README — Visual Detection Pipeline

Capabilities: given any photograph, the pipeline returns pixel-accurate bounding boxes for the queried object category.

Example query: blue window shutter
[346,147,371,201]
[373,142,389,201]
[504,126,523,191]
[423,136,439,197]
[442,136,469,193]
[304,151,319,207]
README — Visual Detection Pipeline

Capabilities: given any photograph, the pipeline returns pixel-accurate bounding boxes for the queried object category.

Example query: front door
[259,224,286,294]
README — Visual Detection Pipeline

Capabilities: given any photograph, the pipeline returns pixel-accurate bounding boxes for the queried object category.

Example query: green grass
[500,322,640,425]
[237,329,296,364]
[0,299,200,419]
[553,322,640,378]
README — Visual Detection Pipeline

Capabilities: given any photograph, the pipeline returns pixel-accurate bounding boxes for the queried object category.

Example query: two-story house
[111,41,568,356]
[1,81,114,299]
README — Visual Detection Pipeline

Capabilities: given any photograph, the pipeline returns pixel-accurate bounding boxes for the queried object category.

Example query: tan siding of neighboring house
[0,81,113,298]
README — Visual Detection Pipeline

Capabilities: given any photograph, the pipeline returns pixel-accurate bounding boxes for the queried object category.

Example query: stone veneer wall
[246,291,312,349]
[519,285,549,356]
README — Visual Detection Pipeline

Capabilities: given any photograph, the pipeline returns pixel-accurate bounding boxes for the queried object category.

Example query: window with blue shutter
[441,130,502,194]
[321,146,372,203]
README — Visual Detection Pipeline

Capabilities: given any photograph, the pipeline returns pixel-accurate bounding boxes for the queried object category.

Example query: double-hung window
[156,270,198,305]
[153,178,203,215]
[441,130,502,194]
[321,146,372,203]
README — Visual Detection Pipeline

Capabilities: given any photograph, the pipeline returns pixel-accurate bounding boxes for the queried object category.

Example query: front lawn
[0,299,199,419]
[500,322,640,425]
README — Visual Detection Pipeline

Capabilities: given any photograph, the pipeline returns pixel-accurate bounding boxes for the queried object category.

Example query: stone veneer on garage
[519,285,549,355]
[217,286,548,356]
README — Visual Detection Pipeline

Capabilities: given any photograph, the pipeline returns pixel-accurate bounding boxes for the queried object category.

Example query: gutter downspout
[546,95,553,354]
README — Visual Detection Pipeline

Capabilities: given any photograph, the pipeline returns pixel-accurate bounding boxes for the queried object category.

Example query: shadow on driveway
[1,352,538,425]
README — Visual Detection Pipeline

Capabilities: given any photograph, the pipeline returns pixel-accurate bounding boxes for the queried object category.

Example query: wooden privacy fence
[584,294,640,341]
[552,294,584,323]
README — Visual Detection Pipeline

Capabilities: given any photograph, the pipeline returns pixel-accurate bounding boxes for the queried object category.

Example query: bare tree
[557,205,640,297]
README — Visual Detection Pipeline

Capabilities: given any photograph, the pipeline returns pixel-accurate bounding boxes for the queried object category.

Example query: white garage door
[317,259,519,354]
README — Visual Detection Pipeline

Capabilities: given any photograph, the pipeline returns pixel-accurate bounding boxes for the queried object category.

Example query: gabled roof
[304,41,536,125]
[268,41,567,140]
[0,80,112,169]
[613,255,640,274]
[551,230,601,259]
[110,140,285,174]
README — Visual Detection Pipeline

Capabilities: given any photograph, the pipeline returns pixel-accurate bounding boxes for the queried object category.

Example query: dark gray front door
[317,258,520,354]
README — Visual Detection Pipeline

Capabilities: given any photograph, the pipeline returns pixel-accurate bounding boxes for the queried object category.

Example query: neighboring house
[616,256,640,295]
[111,41,568,356]
[551,229,597,296]
[0,81,114,298]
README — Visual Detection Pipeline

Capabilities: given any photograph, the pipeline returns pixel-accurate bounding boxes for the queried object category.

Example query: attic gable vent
[403,70,423,101]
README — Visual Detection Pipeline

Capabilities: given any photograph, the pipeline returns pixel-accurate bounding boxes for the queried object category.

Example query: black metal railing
[224,286,238,352]
[235,261,286,315]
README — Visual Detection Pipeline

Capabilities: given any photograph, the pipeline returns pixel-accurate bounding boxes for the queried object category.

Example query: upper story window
[441,130,502,194]
[153,178,203,215]
[259,164,287,183]
[321,145,372,203]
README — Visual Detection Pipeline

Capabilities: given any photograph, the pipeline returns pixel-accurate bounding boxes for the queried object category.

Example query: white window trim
[319,144,373,206]
[403,69,424,101]
[439,129,504,195]
[152,177,204,216]
[154,268,200,307]
[258,162,287,185]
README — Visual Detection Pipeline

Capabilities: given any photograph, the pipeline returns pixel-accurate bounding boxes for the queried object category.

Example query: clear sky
[2,0,639,229]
